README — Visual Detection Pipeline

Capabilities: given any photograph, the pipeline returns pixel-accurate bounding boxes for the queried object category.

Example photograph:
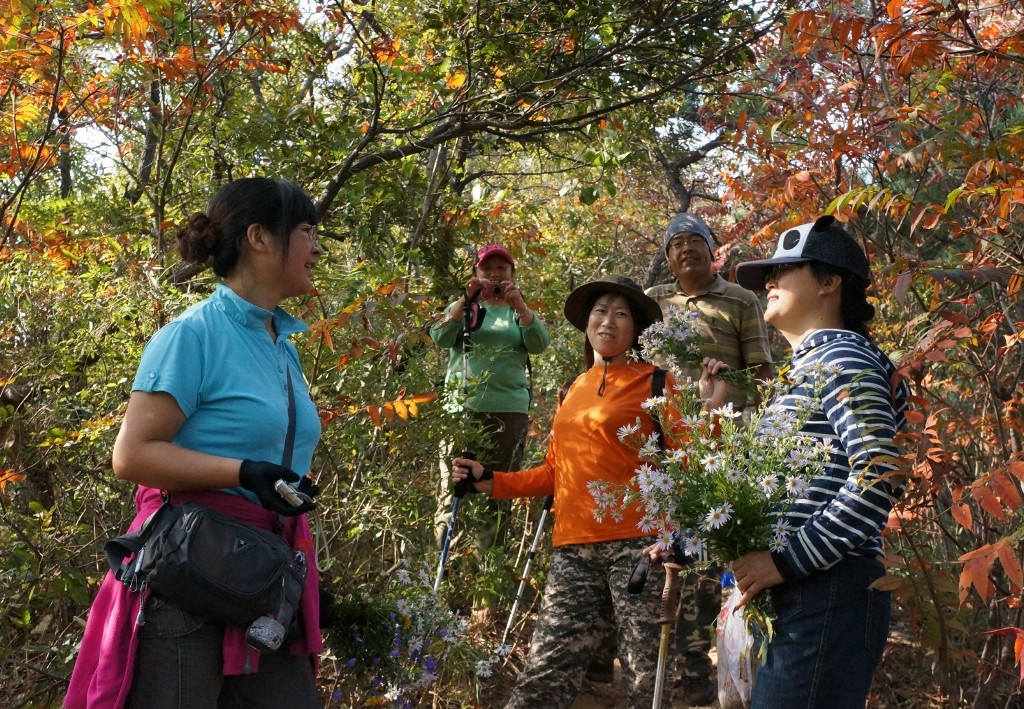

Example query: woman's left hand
[732,550,784,607]
[502,284,534,325]
[501,283,524,308]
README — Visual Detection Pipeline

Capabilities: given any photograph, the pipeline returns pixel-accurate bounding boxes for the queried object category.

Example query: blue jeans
[751,556,890,709]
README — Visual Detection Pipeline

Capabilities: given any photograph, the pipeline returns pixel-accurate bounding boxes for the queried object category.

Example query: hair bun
[176,212,220,264]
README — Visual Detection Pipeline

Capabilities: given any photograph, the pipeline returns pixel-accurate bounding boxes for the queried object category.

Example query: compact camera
[274,479,312,508]
[485,280,506,297]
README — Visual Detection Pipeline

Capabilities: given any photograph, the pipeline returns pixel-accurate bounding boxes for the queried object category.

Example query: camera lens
[491,284,502,295]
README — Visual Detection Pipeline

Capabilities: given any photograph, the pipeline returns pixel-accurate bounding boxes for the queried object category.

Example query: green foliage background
[2,0,1023,706]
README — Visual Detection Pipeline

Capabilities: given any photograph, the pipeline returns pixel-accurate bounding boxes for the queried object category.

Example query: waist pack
[105,500,299,628]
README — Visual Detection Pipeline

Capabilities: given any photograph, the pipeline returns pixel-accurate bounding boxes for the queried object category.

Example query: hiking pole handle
[453,451,489,498]
[659,562,684,625]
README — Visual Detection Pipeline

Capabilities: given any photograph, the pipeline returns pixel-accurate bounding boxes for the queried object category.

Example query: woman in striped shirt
[722,216,909,708]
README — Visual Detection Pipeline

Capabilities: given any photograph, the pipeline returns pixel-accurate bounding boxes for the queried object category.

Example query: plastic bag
[716,582,756,709]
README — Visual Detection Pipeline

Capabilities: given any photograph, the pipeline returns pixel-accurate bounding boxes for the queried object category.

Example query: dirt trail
[571,659,719,709]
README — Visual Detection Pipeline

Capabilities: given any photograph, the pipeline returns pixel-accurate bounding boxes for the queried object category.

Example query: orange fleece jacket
[493,362,675,547]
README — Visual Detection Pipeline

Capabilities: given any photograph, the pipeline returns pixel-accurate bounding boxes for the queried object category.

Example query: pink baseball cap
[475,243,514,267]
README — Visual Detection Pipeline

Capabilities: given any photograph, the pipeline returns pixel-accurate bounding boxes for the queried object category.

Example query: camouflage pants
[590,565,721,682]
[675,566,721,680]
[505,538,674,709]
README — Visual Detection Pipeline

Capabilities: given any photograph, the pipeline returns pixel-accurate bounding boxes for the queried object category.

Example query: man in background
[647,212,773,705]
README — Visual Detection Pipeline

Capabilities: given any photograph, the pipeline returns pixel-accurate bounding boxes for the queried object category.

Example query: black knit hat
[735,216,870,291]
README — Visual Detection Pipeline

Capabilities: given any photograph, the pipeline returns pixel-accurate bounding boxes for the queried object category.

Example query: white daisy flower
[701,505,732,530]
[617,421,641,440]
[785,476,809,496]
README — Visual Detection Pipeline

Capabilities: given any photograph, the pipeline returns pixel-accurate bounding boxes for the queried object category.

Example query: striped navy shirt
[770,329,909,581]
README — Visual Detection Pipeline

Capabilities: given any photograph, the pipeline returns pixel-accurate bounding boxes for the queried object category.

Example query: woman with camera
[66,178,325,708]
[430,244,550,557]
[453,275,728,708]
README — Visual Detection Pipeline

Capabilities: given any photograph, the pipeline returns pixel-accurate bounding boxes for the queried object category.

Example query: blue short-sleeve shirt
[133,284,321,500]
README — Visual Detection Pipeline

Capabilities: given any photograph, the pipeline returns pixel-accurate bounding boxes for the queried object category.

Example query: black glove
[297,476,320,499]
[454,461,493,498]
[239,460,316,516]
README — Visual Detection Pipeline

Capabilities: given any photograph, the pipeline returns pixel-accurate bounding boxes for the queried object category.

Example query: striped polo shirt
[769,329,909,581]
[646,274,772,408]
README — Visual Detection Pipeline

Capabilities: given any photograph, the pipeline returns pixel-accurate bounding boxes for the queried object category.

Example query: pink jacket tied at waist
[64,486,323,709]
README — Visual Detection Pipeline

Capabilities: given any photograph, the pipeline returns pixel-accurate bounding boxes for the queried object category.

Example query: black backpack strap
[649,367,667,445]
[283,369,296,470]
[558,373,581,406]
[651,367,667,398]
[526,354,534,408]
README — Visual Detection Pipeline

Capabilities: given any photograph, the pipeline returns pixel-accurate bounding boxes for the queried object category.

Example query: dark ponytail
[808,261,875,340]
[175,178,317,277]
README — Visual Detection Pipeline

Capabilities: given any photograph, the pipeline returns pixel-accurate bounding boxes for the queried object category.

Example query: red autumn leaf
[949,502,973,533]
[996,543,1024,592]
[959,543,999,603]
[972,484,1006,520]
[990,471,1022,508]
[982,627,1024,685]
[1009,461,1024,481]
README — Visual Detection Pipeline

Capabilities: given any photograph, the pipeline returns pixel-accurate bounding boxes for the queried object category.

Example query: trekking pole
[652,561,684,709]
[434,451,476,594]
[433,283,484,594]
[500,494,553,646]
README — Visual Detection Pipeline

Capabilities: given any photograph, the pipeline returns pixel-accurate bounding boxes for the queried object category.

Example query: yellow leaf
[446,69,467,89]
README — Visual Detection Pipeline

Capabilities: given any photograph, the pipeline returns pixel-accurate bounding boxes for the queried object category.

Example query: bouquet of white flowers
[589,319,840,655]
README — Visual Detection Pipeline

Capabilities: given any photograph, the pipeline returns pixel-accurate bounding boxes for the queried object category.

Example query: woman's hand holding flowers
[732,550,784,608]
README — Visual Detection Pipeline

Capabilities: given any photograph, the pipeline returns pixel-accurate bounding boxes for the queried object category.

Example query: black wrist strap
[478,467,494,482]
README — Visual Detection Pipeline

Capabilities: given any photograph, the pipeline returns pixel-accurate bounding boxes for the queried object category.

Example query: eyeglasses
[667,234,708,251]
[296,224,319,245]
[766,263,805,282]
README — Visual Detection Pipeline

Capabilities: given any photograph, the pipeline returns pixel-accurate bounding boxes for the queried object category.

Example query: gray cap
[735,215,870,290]
[664,213,714,257]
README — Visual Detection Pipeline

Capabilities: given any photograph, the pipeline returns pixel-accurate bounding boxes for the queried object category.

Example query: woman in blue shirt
[66,178,326,708]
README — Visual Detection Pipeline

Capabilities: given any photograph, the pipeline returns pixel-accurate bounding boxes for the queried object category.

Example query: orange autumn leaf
[959,543,999,603]
[371,37,400,64]
[983,628,1024,685]
[0,470,26,491]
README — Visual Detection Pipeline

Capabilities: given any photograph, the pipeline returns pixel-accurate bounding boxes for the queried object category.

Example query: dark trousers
[127,595,321,709]
[435,411,528,551]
